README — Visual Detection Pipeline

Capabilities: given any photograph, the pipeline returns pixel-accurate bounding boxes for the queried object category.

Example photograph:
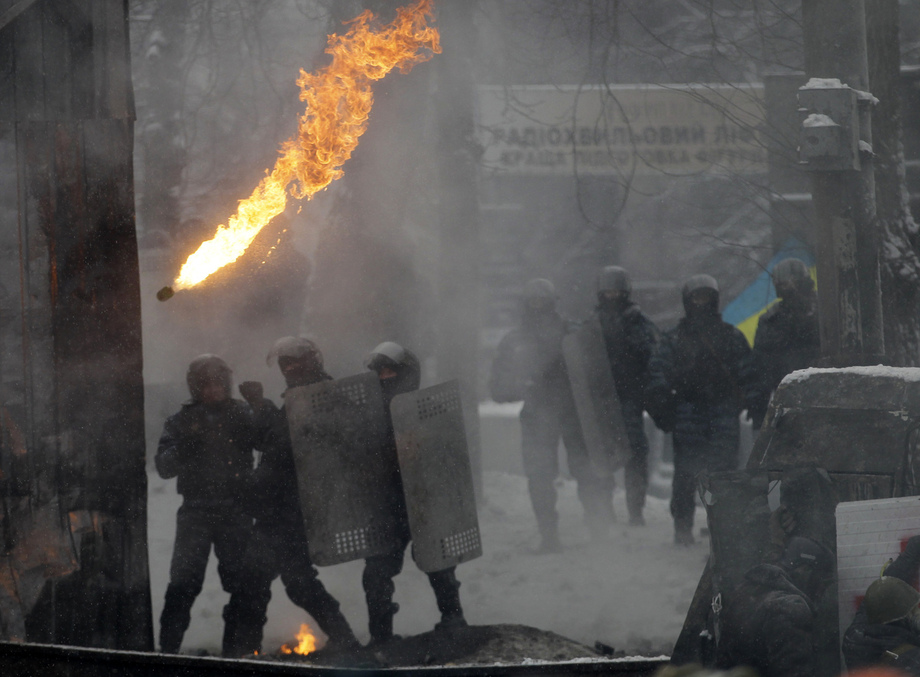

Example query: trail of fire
[163,0,440,296]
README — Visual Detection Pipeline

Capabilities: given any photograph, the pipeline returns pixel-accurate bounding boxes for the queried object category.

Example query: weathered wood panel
[1,0,151,651]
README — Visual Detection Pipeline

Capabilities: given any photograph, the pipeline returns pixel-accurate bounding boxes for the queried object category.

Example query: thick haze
[128,0,920,654]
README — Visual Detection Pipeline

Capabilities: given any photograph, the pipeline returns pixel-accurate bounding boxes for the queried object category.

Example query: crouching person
[843,535,920,674]
[156,355,257,654]
[716,536,835,677]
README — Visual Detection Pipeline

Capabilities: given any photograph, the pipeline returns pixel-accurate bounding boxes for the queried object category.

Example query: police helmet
[523,278,557,300]
[266,336,323,368]
[597,266,631,297]
[864,576,920,625]
[186,354,232,401]
[681,274,720,313]
[365,341,421,392]
[772,258,814,296]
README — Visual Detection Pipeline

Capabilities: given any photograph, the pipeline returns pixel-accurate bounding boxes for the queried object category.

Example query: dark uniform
[594,266,659,526]
[362,342,465,644]
[227,338,356,656]
[716,537,833,677]
[646,275,752,545]
[745,258,820,430]
[843,535,920,674]
[490,279,612,551]
[156,355,256,654]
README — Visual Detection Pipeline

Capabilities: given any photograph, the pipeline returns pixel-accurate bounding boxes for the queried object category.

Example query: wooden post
[0,0,152,650]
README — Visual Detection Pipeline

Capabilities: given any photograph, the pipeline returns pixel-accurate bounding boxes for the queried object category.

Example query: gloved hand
[239,381,264,406]
[768,504,797,561]
[645,388,676,433]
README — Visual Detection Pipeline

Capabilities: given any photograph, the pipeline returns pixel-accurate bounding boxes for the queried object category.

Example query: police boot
[221,604,242,658]
[534,511,562,554]
[159,583,197,653]
[221,599,264,658]
[368,602,400,646]
[226,616,264,658]
[535,527,563,554]
[159,624,184,655]
[312,604,360,651]
[674,517,695,547]
[627,493,645,526]
[430,570,467,632]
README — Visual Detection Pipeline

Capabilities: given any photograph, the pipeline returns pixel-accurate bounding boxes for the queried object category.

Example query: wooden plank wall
[0,0,151,650]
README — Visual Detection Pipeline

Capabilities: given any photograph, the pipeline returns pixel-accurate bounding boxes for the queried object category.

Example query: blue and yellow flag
[722,241,816,347]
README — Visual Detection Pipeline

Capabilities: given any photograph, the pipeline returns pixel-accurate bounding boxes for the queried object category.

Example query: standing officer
[490,279,612,552]
[746,258,820,430]
[156,355,257,654]
[227,337,358,657]
[362,342,466,646]
[593,266,659,526]
[646,275,752,546]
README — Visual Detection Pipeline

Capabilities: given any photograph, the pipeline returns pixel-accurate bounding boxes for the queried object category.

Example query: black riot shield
[285,372,400,566]
[561,318,632,476]
[390,380,482,572]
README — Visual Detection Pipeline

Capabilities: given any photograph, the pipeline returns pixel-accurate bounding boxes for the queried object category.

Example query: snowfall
[147,407,715,658]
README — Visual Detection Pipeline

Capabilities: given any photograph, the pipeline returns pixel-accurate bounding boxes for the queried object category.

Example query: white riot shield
[836,496,920,638]
[562,318,632,476]
[285,372,400,566]
[390,381,482,572]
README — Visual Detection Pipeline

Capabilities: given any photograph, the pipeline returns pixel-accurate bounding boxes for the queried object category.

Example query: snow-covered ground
[148,464,709,657]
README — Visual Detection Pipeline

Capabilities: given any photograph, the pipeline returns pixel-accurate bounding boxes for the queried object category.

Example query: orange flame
[173,0,441,291]
[280,623,317,656]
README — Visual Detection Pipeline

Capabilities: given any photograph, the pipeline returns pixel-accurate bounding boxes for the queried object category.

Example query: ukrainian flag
[722,241,817,347]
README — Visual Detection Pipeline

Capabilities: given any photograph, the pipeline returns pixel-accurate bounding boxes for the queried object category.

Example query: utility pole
[800,0,885,363]
[435,1,482,495]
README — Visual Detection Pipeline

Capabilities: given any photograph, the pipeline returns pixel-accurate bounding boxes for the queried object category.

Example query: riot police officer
[746,258,820,430]
[646,275,752,546]
[362,342,466,645]
[227,337,357,657]
[593,266,659,526]
[490,279,612,552]
[156,355,257,654]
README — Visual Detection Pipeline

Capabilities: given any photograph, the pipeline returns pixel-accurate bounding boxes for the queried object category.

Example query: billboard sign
[478,84,766,177]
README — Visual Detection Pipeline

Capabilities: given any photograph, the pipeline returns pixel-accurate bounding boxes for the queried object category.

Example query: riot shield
[390,381,482,572]
[836,496,920,640]
[562,318,631,476]
[285,372,400,566]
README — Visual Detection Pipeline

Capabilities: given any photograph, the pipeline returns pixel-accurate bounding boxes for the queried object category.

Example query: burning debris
[159,0,441,300]
[279,623,317,656]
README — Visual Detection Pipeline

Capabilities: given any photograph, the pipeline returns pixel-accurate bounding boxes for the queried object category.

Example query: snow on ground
[148,466,709,657]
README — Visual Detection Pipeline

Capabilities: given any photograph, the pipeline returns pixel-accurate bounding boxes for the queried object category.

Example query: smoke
[131,0,795,657]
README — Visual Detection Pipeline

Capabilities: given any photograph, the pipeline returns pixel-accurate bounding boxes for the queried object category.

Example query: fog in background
[129,0,834,419]
[126,0,920,650]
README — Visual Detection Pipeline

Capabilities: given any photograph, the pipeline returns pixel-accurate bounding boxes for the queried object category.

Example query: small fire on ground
[280,623,318,656]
